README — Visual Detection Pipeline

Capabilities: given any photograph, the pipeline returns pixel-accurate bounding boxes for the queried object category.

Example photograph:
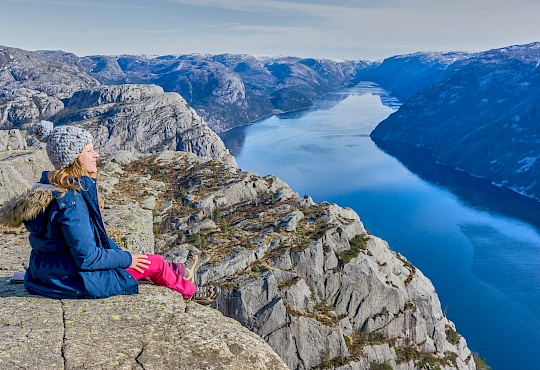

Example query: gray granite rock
[102,203,155,254]
[0,129,27,150]
[0,150,53,206]
[36,84,236,166]
[0,281,288,370]
[0,149,477,370]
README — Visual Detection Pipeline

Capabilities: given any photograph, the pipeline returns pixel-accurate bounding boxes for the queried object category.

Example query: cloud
[229,25,314,33]
[0,0,158,10]
[2,0,540,60]
[163,0,379,18]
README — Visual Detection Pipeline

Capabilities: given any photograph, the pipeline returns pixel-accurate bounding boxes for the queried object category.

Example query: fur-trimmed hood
[0,185,56,228]
[3,174,138,299]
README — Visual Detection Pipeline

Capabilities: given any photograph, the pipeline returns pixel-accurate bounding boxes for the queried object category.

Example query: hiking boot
[192,285,218,305]
[183,248,200,283]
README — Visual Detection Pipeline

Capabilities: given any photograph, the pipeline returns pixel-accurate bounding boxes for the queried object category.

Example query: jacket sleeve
[108,237,121,250]
[58,197,132,271]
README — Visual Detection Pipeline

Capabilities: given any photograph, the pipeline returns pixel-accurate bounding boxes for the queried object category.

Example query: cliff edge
[0,149,476,370]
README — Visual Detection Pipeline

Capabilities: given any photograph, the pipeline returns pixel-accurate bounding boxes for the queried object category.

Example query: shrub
[474,354,492,370]
[338,234,368,264]
[370,362,393,370]
[187,233,206,248]
[445,327,460,345]
[314,356,350,369]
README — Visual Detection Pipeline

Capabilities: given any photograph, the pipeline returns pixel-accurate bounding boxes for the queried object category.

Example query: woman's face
[77,142,99,175]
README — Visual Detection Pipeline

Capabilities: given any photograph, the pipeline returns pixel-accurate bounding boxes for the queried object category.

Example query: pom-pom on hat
[33,121,94,170]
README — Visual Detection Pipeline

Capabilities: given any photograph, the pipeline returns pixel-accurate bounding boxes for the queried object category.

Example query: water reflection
[373,140,540,230]
[219,129,246,157]
[276,81,401,121]
[460,223,540,320]
[277,91,348,120]
[220,81,400,157]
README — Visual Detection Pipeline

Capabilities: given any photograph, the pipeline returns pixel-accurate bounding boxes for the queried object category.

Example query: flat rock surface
[0,233,287,370]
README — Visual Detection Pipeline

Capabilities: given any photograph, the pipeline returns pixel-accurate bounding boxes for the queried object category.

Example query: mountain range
[33,50,369,132]
[4,41,540,202]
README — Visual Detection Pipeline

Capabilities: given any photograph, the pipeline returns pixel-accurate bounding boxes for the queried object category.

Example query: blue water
[219,82,540,370]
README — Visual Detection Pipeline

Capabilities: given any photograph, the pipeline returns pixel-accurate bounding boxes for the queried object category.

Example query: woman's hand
[130,254,151,273]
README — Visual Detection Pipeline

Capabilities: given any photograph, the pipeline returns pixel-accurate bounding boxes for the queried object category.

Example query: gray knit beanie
[33,121,94,170]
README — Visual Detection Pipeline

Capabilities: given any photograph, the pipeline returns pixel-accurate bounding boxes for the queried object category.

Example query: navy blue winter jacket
[21,172,139,299]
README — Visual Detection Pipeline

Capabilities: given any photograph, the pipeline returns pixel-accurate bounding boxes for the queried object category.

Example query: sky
[1,0,540,61]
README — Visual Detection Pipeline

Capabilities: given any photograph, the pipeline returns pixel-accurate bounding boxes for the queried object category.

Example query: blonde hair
[48,158,94,195]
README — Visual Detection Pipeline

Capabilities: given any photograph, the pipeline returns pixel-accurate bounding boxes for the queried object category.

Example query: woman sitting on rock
[0,121,208,300]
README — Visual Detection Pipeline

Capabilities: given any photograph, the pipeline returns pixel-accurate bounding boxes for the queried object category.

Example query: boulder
[0,150,53,206]
[102,203,155,255]
[0,129,27,150]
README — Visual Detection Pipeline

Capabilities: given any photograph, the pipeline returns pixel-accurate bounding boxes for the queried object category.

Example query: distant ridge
[371,42,540,202]
[5,41,540,203]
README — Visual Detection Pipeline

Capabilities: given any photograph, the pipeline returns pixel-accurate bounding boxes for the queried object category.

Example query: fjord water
[219,83,540,370]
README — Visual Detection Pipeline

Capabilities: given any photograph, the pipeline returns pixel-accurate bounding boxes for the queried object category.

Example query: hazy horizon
[1,0,540,61]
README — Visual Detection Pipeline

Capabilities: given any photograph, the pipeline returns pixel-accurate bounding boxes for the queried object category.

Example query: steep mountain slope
[0,46,99,98]
[0,46,99,128]
[4,45,473,135]
[371,42,540,201]
[356,51,471,103]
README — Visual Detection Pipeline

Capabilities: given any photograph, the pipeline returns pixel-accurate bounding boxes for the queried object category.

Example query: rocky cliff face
[371,42,540,202]
[0,149,476,370]
[0,46,99,99]
[0,47,236,166]
[0,150,287,370]
[0,46,99,129]
[56,84,236,166]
